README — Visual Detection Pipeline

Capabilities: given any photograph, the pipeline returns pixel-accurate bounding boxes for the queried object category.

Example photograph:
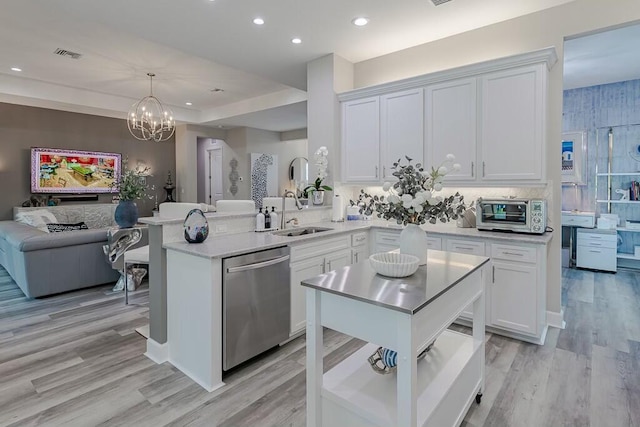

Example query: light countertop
[301,250,489,315]
[163,220,553,259]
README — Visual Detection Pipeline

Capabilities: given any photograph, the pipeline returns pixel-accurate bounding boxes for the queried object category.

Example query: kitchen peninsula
[161,219,551,392]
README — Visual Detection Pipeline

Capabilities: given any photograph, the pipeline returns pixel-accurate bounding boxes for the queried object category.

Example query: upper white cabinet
[339,48,556,186]
[480,65,546,181]
[342,97,380,183]
[425,78,477,181]
[380,88,424,179]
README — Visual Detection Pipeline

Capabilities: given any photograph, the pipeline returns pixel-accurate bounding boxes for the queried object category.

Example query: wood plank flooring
[0,265,639,426]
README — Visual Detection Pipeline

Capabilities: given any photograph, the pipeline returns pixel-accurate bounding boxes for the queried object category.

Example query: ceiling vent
[431,0,452,5]
[53,48,83,60]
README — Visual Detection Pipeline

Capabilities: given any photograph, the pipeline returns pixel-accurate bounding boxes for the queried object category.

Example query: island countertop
[301,250,489,315]
[163,220,552,259]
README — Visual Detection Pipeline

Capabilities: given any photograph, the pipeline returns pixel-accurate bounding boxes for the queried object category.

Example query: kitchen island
[302,250,490,427]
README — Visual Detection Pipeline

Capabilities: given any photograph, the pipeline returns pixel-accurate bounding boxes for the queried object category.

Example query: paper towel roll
[332,195,344,222]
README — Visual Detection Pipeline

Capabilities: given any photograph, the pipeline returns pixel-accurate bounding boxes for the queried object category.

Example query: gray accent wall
[0,102,176,220]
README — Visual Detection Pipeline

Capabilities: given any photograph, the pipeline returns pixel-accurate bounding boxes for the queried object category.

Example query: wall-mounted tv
[31,147,122,194]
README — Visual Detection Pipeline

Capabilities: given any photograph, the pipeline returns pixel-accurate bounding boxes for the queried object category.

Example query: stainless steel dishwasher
[222,246,290,371]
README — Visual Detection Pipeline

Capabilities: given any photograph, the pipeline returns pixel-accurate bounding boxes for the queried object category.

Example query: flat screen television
[31,147,121,194]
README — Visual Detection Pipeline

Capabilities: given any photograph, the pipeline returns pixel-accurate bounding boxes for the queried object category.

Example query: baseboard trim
[169,358,225,393]
[546,309,566,330]
[145,338,169,364]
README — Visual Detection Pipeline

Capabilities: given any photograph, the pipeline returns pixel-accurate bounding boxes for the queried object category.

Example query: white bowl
[369,252,420,278]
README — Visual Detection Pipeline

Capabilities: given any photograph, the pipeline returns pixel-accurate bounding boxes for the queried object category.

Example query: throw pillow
[15,209,58,232]
[46,222,89,233]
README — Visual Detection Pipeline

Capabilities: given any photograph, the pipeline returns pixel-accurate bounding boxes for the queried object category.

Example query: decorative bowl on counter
[369,252,420,278]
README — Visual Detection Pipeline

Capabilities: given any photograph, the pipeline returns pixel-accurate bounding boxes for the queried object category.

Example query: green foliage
[110,158,150,201]
[303,176,333,193]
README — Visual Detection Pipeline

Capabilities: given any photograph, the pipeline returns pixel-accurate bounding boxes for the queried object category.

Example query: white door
[480,65,544,181]
[426,78,477,181]
[342,97,381,183]
[380,89,424,180]
[490,260,538,335]
[289,257,324,335]
[208,148,223,204]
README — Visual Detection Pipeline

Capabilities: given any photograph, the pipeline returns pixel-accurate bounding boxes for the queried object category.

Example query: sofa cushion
[0,221,109,252]
[14,209,57,232]
[46,222,89,233]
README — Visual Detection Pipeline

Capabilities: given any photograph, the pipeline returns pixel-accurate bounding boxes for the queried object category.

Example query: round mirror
[289,157,308,194]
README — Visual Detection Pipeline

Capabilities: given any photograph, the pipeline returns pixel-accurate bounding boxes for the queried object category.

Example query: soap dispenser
[264,207,271,229]
[256,207,265,231]
[270,207,279,230]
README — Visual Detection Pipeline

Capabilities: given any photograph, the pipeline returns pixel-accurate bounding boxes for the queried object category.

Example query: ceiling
[1,0,576,132]
[564,23,640,90]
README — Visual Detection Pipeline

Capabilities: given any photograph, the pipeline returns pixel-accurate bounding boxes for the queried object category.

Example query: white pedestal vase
[399,223,428,265]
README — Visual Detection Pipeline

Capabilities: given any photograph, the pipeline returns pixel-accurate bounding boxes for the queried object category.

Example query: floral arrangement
[110,158,151,201]
[304,146,333,194]
[352,154,466,225]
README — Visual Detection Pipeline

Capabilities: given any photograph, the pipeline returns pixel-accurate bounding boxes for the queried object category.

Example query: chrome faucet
[282,190,303,229]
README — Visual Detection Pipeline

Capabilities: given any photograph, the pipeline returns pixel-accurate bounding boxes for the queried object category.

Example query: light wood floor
[0,266,638,426]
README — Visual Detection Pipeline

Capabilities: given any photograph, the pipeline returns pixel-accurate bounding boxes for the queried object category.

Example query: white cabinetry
[289,236,351,335]
[351,232,370,264]
[480,65,545,181]
[380,89,424,179]
[339,49,555,186]
[426,78,477,181]
[576,228,617,272]
[489,243,544,339]
[342,97,380,183]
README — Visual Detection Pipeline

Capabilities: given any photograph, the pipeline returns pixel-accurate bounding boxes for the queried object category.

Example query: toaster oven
[476,198,547,234]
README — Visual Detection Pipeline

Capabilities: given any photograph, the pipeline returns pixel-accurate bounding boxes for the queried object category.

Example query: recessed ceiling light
[291,38,302,44]
[11,67,22,72]
[185,102,193,106]
[352,17,369,27]
[253,17,264,25]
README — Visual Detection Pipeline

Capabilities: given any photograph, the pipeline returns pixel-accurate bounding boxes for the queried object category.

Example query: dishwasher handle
[226,255,290,273]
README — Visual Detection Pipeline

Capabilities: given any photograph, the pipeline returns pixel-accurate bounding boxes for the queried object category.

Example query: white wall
[349,0,640,315]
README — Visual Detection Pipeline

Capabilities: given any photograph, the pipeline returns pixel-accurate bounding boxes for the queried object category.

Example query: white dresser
[576,228,617,272]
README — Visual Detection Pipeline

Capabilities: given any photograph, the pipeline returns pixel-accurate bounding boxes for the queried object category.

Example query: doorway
[207,147,223,205]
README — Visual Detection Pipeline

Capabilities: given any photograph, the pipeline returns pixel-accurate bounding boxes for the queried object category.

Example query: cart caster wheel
[475,393,483,404]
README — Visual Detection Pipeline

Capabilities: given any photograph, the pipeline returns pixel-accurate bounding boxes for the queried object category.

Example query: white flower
[438,166,448,175]
[433,183,443,191]
[388,194,400,204]
[414,204,424,213]
[453,163,461,171]
[414,191,426,204]
[401,194,413,204]
[446,154,455,161]
[411,198,422,208]
[382,181,392,191]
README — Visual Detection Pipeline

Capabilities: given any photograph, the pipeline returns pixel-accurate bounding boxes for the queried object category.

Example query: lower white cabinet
[576,228,617,272]
[490,260,538,335]
[289,235,356,336]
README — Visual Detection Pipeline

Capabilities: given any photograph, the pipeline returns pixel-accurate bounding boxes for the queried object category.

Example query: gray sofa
[0,204,131,298]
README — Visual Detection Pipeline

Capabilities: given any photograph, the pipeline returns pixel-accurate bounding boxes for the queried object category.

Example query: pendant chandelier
[127,73,175,142]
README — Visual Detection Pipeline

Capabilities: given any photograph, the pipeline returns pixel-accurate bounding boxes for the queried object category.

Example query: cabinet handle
[482,161,486,177]
[492,265,495,283]
[356,237,366,242]
[375,166,379,178]
[383,166,386,178]
[590,243,602,246]
[589,250,601,253]
[589,236,602,239]
[322,262,326,273]
[354,253,359,263]
[471,162,474,177]
[503,251,524,256]
[455,245,474,251]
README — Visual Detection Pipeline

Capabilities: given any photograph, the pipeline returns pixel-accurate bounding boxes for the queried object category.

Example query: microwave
[476,198,547,234]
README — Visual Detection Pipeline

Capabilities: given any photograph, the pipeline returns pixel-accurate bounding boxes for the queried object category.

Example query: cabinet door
[380,89,424,179]
[480,65,544,181]
[325,249,352,273]
[426,78,477,181]
[352,246,370,264]
[289,258,324,335]
[490,260,538,335]
[342,97,380,183]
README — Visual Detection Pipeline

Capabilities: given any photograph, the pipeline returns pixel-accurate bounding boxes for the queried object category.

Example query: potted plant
[352,154,466,264]
[304,146,333,205]
[111,159,150,228]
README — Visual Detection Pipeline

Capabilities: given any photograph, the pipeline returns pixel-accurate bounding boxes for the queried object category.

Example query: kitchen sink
[273,227,333,237]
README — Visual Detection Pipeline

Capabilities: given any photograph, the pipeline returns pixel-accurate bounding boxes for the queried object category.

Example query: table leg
[396,314,417,427]
[306,288,323,427]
